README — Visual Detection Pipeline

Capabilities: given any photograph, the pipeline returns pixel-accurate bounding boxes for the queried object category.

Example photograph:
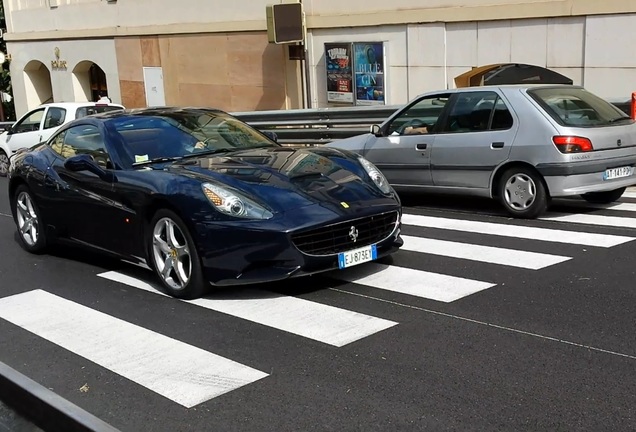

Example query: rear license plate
[603,166,634,180]
[338,245,377,269]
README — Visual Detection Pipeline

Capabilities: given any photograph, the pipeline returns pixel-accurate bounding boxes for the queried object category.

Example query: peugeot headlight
[202,183,273,220]
[358,157,392,194]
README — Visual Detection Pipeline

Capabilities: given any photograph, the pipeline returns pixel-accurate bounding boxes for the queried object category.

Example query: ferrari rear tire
[12,185,48,253]
[581,187,626,204]
[148,209,208,299]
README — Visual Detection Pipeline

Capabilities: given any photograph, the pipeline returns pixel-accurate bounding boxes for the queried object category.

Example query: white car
[0,101,124,176]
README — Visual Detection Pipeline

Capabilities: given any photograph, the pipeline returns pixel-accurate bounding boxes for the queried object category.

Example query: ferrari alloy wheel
[149,209,207,299]
[0,150,9,177]
[498,167,548,219]
[12,185,47,253]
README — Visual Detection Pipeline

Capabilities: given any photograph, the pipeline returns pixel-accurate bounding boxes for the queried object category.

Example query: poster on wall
[325,43,354,104]
[353,42,385,106]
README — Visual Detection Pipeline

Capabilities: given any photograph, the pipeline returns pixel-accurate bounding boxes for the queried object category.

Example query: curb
[0,361,121,432]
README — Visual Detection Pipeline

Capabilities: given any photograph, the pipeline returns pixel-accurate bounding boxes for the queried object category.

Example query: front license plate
[338,245,378,269]
[603,166,634,180]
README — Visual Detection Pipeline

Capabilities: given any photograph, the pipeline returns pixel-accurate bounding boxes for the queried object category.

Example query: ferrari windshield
[106,110,278,165]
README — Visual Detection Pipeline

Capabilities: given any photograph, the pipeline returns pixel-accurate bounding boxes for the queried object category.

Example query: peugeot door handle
[491,142,505,149]
[415,143,428,150]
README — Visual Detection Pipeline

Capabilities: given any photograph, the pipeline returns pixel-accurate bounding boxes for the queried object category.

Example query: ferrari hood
[165,146,387,213]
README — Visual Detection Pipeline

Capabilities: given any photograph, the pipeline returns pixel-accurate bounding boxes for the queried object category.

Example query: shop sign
[325,43,354,104]
[51,47,67,70]
[353,42,385,106]
[324,42,385,105]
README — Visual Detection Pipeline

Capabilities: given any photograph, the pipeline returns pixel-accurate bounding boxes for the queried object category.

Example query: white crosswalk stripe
[541,212,636,229]
[98,271,398,347]
[402,213,634,247]
[400,235,571,269]
[0,290,268,408]
[329,263,496,303]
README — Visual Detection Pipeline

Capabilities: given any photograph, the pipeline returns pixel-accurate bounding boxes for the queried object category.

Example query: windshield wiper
[132,156,183,167]
[181,148,239,159]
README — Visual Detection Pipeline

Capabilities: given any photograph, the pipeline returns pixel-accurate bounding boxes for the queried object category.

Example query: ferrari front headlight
[202,183,273,220]
[358,156,392,194]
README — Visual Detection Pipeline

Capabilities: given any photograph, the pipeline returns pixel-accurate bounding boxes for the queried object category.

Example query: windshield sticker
[135,154,149,163]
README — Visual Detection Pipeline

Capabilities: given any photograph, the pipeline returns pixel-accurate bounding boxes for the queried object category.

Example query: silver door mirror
[370,124,382,137]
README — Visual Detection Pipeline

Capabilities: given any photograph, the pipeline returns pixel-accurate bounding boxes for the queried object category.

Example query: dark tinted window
[441,91,513,133]
[43,107,66,129]
[51,125,111,168]
[388,95,450,135]
[13,109,45,133]
[76,105,124,119]
[528,87,632,127]
[491,97,514,130]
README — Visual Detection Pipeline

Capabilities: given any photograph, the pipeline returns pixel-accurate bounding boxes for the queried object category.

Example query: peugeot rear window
[75,105,124,119]
[528,87,633,127]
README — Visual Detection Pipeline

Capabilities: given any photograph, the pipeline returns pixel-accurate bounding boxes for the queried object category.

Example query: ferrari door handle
[415,143,428,150]
[491,142,505,149]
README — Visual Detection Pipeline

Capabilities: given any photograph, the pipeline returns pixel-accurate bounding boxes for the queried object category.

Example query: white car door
[4,107,47,153]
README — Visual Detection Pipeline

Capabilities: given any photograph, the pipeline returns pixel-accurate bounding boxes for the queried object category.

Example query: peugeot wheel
[12,185,47,253]
[148,209,207,299]
[0,150,9,177]
[581,187,626,204]
[498,167,548,219]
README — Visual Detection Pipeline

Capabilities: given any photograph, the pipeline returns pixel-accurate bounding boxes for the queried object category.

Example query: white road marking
[541,212,636,229]
[401,235,571,269]
[402,213,634,248]
[621,191,636,199]
[0,290,268,408]
[330,263,495,303]
[0,212,11,218]
[99,271,397,347]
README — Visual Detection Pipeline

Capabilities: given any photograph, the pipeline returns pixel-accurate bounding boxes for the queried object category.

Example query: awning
[454,63,573,88]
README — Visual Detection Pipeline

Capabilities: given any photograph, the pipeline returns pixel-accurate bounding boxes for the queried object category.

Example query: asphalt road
[1,176,635,432]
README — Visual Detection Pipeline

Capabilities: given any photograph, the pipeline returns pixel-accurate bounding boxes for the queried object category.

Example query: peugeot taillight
[553,136,594,153]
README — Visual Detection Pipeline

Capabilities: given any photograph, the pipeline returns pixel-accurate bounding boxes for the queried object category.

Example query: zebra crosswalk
[2,196,636,408]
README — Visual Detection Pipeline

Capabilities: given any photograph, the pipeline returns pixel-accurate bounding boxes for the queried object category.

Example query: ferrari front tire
[12,185,48,253]
[148,209,207,299]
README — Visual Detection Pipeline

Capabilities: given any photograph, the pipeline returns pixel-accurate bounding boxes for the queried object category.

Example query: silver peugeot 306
[326,85,636,218]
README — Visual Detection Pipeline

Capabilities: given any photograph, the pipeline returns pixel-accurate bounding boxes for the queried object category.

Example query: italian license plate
[338,244,378,269]
[603,166,634,180]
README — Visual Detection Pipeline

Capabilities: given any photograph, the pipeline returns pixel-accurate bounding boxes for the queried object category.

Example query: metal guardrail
[231,105,402,145]
[232,100,632,146]
[0,100,631,145]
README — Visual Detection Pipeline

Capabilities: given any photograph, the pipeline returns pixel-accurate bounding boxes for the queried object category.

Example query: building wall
[6,38,121,115]
[308,13,636,107]
[114,32,292,112]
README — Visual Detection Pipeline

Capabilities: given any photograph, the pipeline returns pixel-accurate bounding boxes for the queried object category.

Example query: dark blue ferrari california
[7,107,403,298]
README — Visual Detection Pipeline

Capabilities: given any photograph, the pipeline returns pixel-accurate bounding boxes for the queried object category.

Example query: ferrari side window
[49,131,67,156]
[62,125,112,169]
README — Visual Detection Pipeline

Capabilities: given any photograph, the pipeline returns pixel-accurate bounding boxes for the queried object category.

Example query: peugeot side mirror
[370,124,383,137]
